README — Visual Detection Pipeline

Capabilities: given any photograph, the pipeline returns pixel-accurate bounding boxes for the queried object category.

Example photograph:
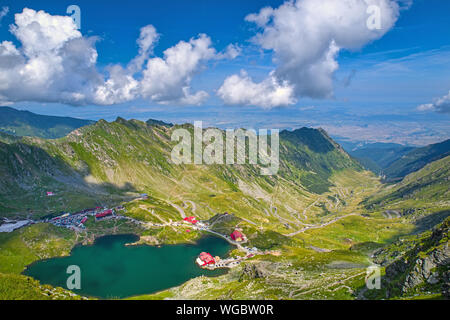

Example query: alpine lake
[24,234,231,299]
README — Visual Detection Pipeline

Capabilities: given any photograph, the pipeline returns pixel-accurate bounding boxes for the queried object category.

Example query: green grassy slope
[0,106,94,139]
[0,117,447,300]
[365,156,450,216]
[0,223,88,300]
[347,142,416,174]
[0,118,361,221]
[384,139,450,181]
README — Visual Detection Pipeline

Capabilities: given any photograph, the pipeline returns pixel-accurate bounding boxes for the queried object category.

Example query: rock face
[239,263,268,281]
[379,217,449,298]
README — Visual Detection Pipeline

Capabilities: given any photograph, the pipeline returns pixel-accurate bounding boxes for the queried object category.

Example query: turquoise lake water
[24,234,231,299]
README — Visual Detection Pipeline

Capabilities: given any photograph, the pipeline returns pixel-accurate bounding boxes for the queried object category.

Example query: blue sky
[0,0,449,145]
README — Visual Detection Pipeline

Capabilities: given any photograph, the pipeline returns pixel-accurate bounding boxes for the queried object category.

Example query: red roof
[230,230,244,241]
[96,209,113,218]
[199,252,215,265]
[183,216,197,224]
[81,217,88,224]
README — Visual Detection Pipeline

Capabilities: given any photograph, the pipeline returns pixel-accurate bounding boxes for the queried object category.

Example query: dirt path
[300,199,319,220]
[168,201,186,219]
[270,206,298,228]
[183,200,197,215]
[240,217,258,226]
[284,213,358,237]
[290,271,365,298]
[384,210,400,219]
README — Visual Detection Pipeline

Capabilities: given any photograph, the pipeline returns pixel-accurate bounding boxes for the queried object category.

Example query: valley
[0,116,448,300]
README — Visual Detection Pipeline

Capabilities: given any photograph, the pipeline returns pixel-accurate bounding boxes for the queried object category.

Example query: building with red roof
[95,209,113,219]
[230,230,245,242]
[183,216,198,224]
[196,252,215,266]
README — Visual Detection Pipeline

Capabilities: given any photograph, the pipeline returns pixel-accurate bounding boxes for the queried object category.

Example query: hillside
[383,139,450,182]
[345,142,416,174]
[365,217,449,300]
[0,107,94,139]
[0,117,447,300]
[364,156,450,221]
[0,118,362,221]
[0,118,391,300]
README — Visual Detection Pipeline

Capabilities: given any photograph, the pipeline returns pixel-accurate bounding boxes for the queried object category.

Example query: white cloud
[0,7,9,24]
[140,34,216,105]
[217,70,296,109]
[0,9,100,105]
[218,0,400,108]
[127,25,159,73]
[417,90,450,114]
[216,43,241,60]
[0,8,237,106]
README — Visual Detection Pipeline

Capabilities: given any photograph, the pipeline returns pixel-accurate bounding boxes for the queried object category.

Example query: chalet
[230,230,245,242]
[46,192,55,196]
[95,209,113,219]
[196,252,215,266]
[183,216,198,224]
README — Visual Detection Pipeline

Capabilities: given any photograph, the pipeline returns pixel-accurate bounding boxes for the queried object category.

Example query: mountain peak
[146,119,173,128]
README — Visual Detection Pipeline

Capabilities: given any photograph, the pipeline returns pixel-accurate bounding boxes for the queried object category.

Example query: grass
[0,223,76,274]
[0,272,88,300]
[0,119,448,300]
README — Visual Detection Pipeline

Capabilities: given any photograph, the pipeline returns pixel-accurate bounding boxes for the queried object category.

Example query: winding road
[284,213,358,237]
[168,201,186,219]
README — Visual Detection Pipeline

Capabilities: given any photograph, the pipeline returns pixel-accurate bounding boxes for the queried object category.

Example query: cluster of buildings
[195,248,258,270]
[183,216,198,224]
[49,213,89,230]
[183,216,207,228]
[194,227,254,269]
[196,252,216,266]
[47,207,116,230]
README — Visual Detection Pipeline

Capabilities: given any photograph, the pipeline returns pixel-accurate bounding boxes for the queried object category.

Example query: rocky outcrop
[239,263,268,281]
[379,218,449,298]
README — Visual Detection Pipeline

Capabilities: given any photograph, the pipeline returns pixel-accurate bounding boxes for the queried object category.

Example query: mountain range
[0,107,448,300]
[0,107,94,139]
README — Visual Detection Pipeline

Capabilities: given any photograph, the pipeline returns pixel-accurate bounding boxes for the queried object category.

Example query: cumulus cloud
[417,90,450,114]
[140,34,216,105]
[128,24,159,73]
[218,0,400,108]
[0,9,101,105]
[217,70,296,108]
[0,8,236,106]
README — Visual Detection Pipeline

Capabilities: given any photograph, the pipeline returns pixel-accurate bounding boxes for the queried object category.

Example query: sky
[0,0,449,145]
